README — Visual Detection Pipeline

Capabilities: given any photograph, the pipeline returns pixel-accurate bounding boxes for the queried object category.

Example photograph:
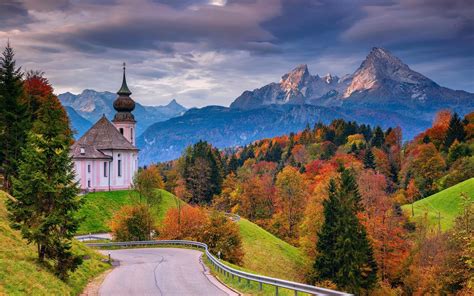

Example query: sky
[0,0,473,108]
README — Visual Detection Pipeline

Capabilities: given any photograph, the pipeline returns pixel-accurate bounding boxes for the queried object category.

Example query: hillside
[0,191,109,295]
[402,178,474,231]
[77,189,181,234]
[238,219,308,282]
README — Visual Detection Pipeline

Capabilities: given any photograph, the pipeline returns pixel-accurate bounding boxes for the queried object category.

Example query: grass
[402,178,474,231]
[76,189,182,234]
[238,218,309,282]
[0,191,110,295]
[204,257,312,296]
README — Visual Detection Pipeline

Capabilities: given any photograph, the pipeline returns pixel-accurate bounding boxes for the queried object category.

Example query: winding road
[98,248,238,296]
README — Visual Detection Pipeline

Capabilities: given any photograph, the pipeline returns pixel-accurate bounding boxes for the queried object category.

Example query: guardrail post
[259,282,262,291]
[247,279,250,285]
[238,276,241,283]
[275,286,279,296]
[294,290,297,296]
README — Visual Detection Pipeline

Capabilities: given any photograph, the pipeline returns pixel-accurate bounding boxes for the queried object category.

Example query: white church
[70,65,139,191]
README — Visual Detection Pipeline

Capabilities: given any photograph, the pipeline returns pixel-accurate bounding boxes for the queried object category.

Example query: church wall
[113,121,136,145]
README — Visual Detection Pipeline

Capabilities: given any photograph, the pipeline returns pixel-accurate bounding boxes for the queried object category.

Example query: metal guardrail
[85,240,351,296]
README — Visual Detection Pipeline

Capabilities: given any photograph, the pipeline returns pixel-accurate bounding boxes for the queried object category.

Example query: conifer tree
[0,43,29,192]
[8,93,82,280]
[444,113,466,151]
[371,126,385,147]
[363,148,376,169]
[314,169,377,294]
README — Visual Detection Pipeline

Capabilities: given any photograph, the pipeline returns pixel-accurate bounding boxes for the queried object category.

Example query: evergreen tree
[371,126,385,148]
[0,43,29,192]
[314,169,377,294]
[8,93,82,280]
[363,148,376,169]
[444,113,466,151]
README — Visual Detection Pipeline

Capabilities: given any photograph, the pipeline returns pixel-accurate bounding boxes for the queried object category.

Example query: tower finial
[117,62,132,96]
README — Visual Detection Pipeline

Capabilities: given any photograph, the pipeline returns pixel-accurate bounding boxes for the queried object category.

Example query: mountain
[137,104,425,164]
[59,90,186,138]
[231,48,473,117]
[64,106,92,137]
[136,47,473,164]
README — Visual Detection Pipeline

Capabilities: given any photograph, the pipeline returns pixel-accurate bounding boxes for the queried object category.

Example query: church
[71,65,139,191]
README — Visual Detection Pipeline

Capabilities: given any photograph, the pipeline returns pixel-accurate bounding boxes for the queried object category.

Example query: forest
[157,111,474,295]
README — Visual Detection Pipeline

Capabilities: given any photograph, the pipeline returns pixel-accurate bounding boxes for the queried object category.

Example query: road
[98,248,238,296]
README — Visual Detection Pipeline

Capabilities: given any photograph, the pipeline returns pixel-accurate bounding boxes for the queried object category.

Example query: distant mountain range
[59,90,187,138]
[137,47,474,165]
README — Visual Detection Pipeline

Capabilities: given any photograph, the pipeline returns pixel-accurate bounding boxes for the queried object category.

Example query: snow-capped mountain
[231,47,474,118]
[59,90,187,138]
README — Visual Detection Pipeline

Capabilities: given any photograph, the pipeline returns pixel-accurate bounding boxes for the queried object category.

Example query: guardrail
[85,240,351,296]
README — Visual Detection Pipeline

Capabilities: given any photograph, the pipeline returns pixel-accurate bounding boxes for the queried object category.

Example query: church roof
[71,115,138,159]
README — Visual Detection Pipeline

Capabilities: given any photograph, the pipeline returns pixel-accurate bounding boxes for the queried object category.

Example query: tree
[371,126,385,148]
[363,149,376,169]
[109,204,157,241]
[0,42,29,192]
[182,141,223,204]
[444,113,466,151]
[160,205,208,240]
[274,166,307,241]
[200,211,244,264]
[133,165,164,205]
[314,169,377,294]
[8,93,82,280]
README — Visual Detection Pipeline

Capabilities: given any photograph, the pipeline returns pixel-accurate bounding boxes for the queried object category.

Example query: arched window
[117,154,122,177]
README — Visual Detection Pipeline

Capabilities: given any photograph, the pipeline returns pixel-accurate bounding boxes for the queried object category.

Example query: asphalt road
[98,248,238,296]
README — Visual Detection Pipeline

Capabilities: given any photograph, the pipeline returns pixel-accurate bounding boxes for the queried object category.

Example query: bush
[160,206,244,264]
[109,204,157,241]
[201,211,244,264]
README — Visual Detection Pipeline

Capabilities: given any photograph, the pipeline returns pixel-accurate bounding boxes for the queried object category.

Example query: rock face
[59,90,186,138]
[231,47,474,119]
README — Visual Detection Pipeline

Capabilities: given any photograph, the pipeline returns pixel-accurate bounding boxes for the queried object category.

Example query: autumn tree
[8,90,82,280]
[110,204,157,241]
[0,43,29,192]
[314,169,377,294]
[133,165,164,205]
[160,205,208,240]
[200,211,244,264]
[274,166,307,241]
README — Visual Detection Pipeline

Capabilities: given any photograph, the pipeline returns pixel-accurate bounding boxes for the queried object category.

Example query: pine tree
[371,126,385,148]
[0,42,29,192]
[363,148,376,169]
[314,169,378,294]
[8,93,82,280]
[444,113,466,151]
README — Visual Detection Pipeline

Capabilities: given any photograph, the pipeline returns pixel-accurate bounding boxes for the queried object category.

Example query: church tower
[113,63,136,145]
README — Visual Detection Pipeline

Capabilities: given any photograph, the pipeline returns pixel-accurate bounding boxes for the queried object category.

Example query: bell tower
[113,63,136,145]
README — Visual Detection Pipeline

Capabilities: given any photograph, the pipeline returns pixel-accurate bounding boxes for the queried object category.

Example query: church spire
[117,62,132,96]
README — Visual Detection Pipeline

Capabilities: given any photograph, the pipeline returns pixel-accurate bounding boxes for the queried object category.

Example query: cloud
[0,0,472,108]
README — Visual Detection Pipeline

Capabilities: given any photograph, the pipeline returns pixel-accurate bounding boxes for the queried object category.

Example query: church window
[104,162,107,177]
[131,128,133,144]
[80,147,85,154]
[87,180,91,187]
[118,160,122,177]
[119,128,124,135]
[88,164,91,173]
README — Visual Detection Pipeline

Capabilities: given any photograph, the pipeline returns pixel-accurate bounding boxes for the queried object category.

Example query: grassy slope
[238,219,308,282]
[402,178,474,231]
[0,191,110,295]
[77,189,181,234]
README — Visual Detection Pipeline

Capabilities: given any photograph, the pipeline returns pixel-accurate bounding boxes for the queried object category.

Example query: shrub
[109,204,157,241]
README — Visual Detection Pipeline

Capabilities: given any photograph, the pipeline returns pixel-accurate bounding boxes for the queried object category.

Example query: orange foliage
[160,205,208,240]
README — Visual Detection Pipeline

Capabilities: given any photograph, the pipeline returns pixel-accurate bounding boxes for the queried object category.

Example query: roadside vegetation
[0,191,110,295]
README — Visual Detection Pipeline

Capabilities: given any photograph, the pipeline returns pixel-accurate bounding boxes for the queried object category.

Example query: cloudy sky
[1,0,473,107]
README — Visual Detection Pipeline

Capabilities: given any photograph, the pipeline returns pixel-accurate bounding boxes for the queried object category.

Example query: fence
[86,239,351,296]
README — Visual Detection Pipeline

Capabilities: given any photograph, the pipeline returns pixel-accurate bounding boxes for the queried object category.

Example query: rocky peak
[280,64,311,91]
[343,47,434,98]
[323,73,337,84]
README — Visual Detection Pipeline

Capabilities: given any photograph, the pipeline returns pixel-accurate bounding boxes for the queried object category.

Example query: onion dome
[113,63,136,122]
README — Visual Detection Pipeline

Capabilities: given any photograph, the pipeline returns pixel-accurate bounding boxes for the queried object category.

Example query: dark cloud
[0,0,34,29]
